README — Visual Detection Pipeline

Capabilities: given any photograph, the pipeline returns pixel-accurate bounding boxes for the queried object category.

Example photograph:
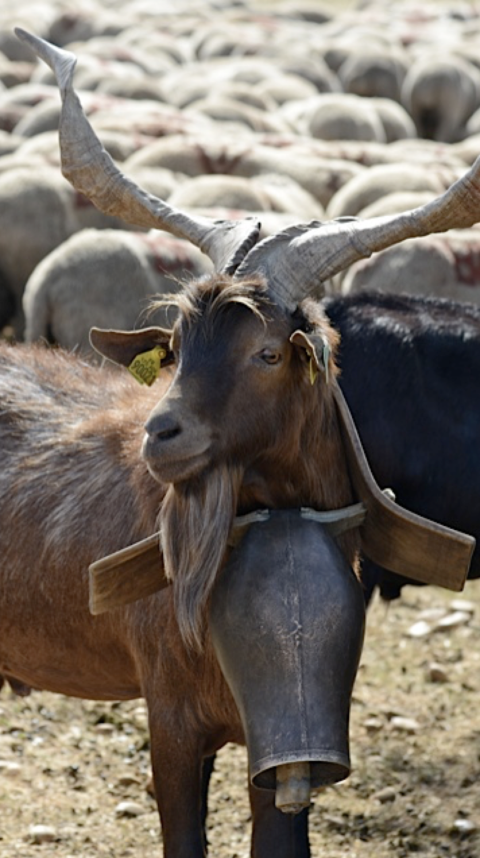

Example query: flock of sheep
[2,0,480,356]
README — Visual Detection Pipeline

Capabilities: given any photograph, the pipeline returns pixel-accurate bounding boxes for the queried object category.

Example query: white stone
[117,773,141,787]
[450,599,476,614]
[390,716,420,733]
[406,620,431,638]
[0,760,21,777]
[452,818,477,835]
[95,722,115,734]
[373,786,396,803]
[364,717,383,733]
[115,800,145,818]
[29,824,57,844]
[417,608,447,622]
[434,611,471,631]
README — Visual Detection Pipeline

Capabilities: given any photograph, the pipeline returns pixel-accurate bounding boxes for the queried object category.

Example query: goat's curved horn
[235,157,480,310]
[14,28,260,274]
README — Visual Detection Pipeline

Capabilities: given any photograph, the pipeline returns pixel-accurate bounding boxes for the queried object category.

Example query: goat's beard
[160,463,244,650]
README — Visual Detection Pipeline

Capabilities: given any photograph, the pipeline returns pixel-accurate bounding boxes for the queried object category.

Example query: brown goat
[0,277,358,857]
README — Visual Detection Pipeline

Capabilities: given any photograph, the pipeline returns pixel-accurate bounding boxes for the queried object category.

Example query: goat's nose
[144,412,182,442]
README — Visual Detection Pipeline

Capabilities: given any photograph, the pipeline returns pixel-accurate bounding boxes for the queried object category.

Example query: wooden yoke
[89,533,167,615]
[89,387,475,615]
[332,382,475,591]
[88,504,368,614]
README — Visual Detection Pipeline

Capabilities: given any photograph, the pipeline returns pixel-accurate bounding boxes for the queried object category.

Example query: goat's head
[91,275,337,487]
[16,29,480,645]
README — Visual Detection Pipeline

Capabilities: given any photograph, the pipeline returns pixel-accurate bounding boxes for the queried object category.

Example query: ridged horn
[14,28,260,274]
[235,157,480,310]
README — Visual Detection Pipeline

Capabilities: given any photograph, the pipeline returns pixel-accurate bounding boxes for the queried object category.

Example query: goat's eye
[259,349,282,365]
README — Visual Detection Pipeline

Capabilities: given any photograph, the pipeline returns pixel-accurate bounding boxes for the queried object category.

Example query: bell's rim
[251,749,350,790]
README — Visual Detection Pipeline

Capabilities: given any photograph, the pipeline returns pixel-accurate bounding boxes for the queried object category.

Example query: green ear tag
[309,353,318,386]
[128,346,167,386]
[323,342,330,385]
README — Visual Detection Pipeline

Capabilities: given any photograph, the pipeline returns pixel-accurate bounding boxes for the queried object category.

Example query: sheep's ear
[90,326,174,386]
[290,329,333,385]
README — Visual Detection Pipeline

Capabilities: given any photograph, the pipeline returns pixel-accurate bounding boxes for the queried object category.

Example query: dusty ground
[0,580,478,858]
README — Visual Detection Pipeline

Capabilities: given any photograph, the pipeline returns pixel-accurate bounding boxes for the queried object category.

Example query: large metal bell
[209,509,365,813]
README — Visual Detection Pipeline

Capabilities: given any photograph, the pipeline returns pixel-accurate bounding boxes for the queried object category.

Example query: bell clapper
[275,762,311,814]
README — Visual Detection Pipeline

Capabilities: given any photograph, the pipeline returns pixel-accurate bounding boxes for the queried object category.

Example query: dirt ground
[0,580,478,858]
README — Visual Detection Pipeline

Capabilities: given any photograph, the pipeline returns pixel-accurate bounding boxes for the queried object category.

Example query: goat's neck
[238,407,359,568]
[239,392,355,515]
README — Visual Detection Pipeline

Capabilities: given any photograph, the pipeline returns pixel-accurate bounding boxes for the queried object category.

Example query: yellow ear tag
[128,346,167,386]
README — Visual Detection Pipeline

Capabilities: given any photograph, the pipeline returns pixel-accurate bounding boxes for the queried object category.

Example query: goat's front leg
[249,779,311,858]
[200,754,215,847]
[147,708,207,858]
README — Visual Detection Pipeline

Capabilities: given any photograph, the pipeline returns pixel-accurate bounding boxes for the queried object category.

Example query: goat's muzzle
[209,509,365,813]
[142,401,212,484]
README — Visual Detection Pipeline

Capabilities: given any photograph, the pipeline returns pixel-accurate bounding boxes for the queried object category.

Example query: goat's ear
[90,326,175,385]
[289,329,333,385]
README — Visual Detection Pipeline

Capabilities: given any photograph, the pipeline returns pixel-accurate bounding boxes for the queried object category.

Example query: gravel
[0,582,478,857]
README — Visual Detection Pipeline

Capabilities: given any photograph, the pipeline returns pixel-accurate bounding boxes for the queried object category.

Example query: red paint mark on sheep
[454,245,480,286]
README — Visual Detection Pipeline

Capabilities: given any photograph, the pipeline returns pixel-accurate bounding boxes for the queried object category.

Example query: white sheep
[401,53,480,142]
[23,228,211,356]
[341,228,480,304]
